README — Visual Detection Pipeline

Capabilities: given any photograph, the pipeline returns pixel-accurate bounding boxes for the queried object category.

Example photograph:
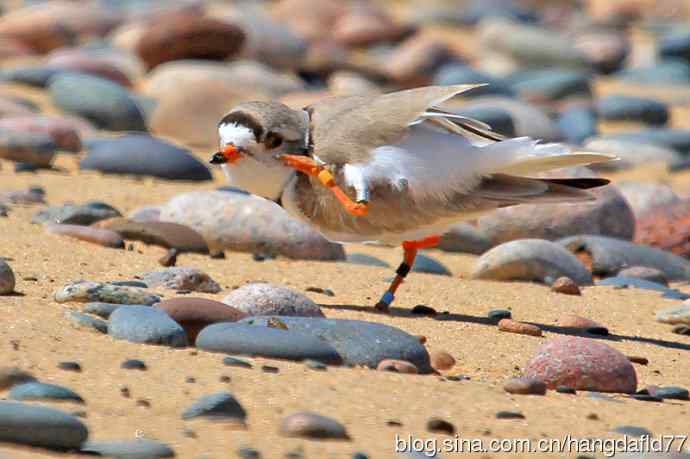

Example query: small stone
[429,351,455,371]
[377,359,418,374]
[426,418,455,435]
[672,325,690,335]
[305,287,335,297]
[121,359,147,371]
[279,412,350,440]
[83,302,124,319]
[181,391,247,425]
[585,412,598,420]
[262,365,279,374]
[412,254,452,276]
[223,356,252,369]
[305,359,327,370]
[65,310,108,334]
[120,386,130,398]
[656,304,690,325]
[9,382,84,403]
[158,249,177,267]
[346,253,390,268]
[136,399,151,408]
[411,304,437,315]
[503,377,547,395]
[487,309,511,323]
[556,386,577,394]
[0,401,88,449]
[551,277,581,295]
[498,319,542,337]
[108,305,187,348]
[597,95,669,126]
[223,283,323,317]
[33,202,121,226]
[646,385,689,400]
[57,361,81,372]
[238,447,261,459]
[495,411,525,420]
[0,259,15,294]
[0,368,36,389]
[141,267,220,293]
[613,426,652,437]
[617,266,668,287]
[627,356,648,365]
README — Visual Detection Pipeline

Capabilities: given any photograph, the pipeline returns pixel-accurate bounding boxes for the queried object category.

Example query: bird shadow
[320,303,690,352]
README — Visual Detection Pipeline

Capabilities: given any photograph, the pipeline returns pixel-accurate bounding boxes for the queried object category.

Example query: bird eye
[265,132,283,149]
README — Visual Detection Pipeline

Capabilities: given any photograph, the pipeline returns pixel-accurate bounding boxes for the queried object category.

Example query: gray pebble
[108,305,187,347]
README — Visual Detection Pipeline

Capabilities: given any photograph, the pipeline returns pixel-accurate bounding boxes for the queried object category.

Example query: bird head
[211,101,309,201]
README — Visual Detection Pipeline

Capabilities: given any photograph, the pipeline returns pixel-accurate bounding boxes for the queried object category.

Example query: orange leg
[375,235,440,312]
[279,154,369,217]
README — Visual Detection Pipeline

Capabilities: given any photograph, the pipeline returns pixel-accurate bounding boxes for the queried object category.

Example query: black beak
[209,152,227,165]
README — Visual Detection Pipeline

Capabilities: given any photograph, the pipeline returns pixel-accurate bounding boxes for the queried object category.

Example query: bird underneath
[209,84,614,312]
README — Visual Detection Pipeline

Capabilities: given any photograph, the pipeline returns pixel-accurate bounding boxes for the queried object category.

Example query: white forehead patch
[218,122,257,147]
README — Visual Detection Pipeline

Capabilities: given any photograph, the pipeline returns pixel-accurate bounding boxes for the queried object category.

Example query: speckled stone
[81,439,175,458]
[279,412,350,440]
[108,305,187,347]
[181,391,246,424]
[0,401,88,449]
[471,239,592,285]
[223,283,323,317]
[159,191,344,260]
[9,382,84,403]
[54,280,160,305]
[525,336,637,393]
[141,267,220,293]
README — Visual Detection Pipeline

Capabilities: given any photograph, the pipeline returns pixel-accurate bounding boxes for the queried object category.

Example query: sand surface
[0,154,689,459]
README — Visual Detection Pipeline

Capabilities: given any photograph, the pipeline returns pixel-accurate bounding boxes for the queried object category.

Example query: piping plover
[209,84,613,312]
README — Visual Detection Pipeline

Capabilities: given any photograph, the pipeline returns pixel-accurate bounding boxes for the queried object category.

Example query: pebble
[672,324,690,335]
[646,385,689,400]
[412,254,452,276]
[9,382,84,403]
[476,186,635,247]
[510,69,591,102]
[613,426,652,437]
[261,365,279,374]
[617,182,681,218]
[81,134,212,181]
[495,411,525,420]
[0,401,88,449]
[558,235,690,281]
[558,314,608,335]
[128,206,161,223]
[659,31,690,63]
[556,386,577,394]
[65,310,108,334]
[1,185,46,205]
[471,239,592,285]
[55,281,160,305]
[426,418,456,435]
[108,305,187,348]
[0,129,57,167]
[81,439,175,458]
[49,73,146,131]
[551,277,581,295]
[498,319,542,337]
[503,377,547,395]
[223,283,323,318]
[618,60,690,84]
[656,304,690,325]
[617,266,668,286]
[223,356,252,369]
[0,259,15,294]
[57,361,81,372]
[305,286,335,297]
[525,336,637,393]
[83,302,125,319]
[597,95,669,126]
[627,356,648,365]
[33,201,121,225]
[239,316,432,372]
[377,359,419,374]
[156,297,245,343]
[279,412,350,440]
[46,49,132,87]
[181,391,247,425]
[136,16,245,70]
[429,350,455,371]
[411,304,437,315]
[197,322,342,364]
[121,359,147,371]
[599,128,690,153]
[0,367,36,390]
[0,115,86,152]
[46,223,124,249]
[159,191,345,260]
[238,446,261,459]
[141,267,220,293]
[98,218,209,253]
[487,309,512,323]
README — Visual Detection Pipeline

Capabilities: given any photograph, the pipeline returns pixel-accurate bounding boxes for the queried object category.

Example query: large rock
[80,134,211,181]
[49,73,146,132]
[525,336,637,393]
[471,239,593,285]
[239,316,432,372]
[558,235,690,281]
[136,15,245,70]
[475,186,635,246]
[158,191,344,260]
[108,305,187,347]
[0,401,88,449]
